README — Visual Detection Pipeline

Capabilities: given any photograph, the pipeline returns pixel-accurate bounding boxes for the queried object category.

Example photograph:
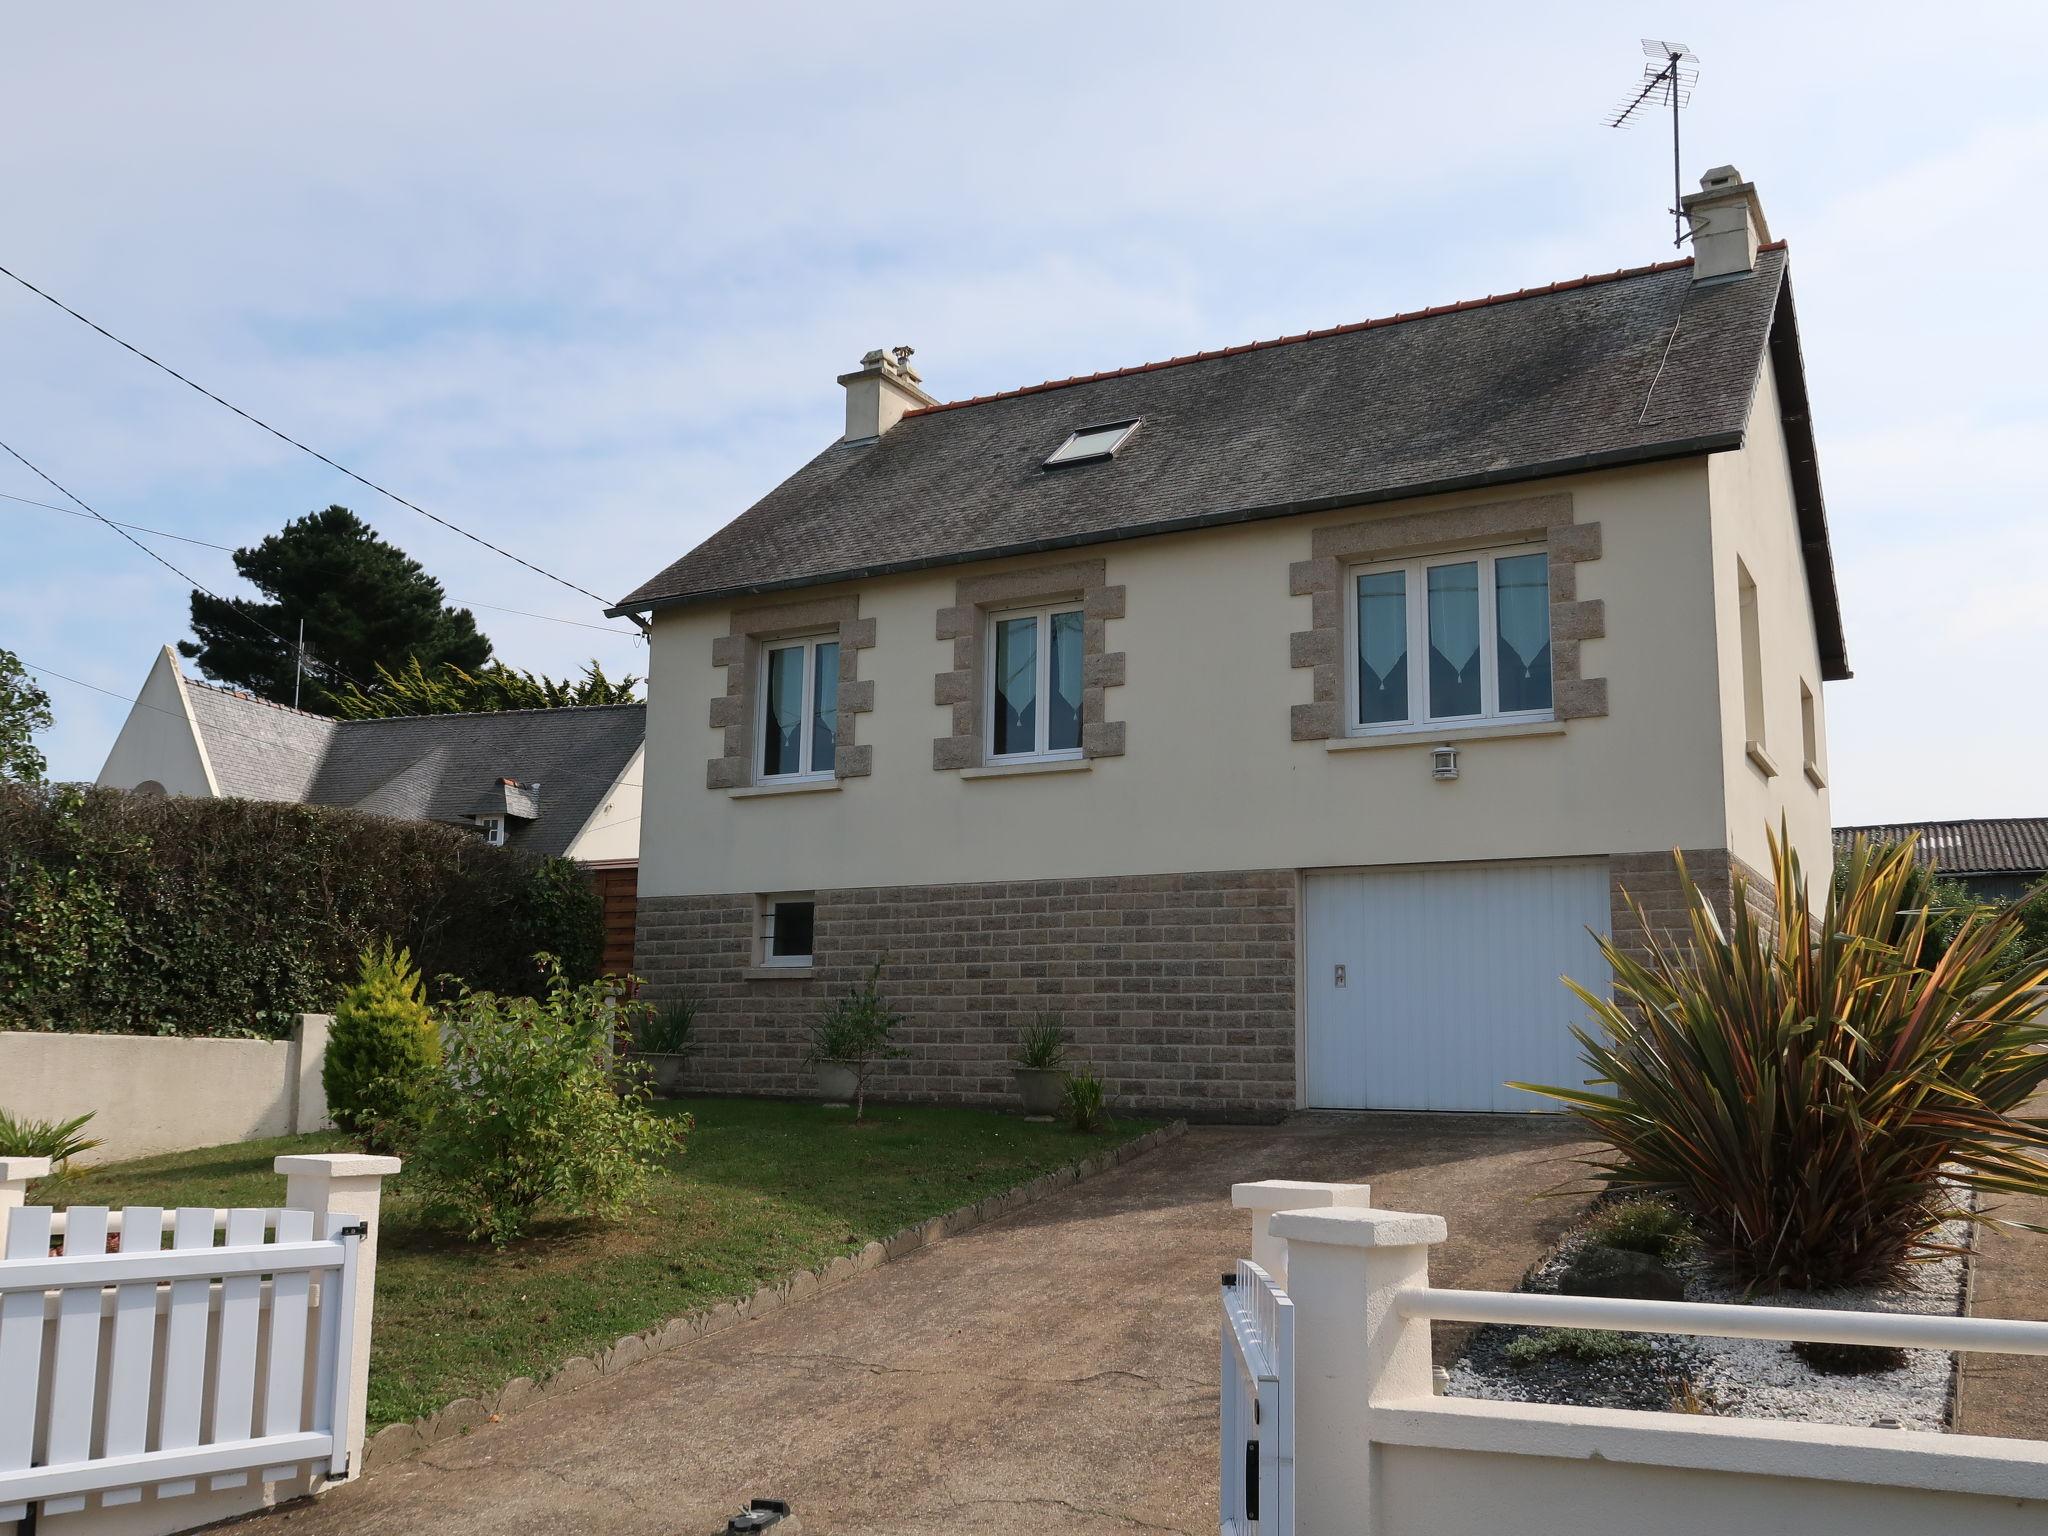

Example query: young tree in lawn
[179,505,491,715]
[0,649,53,784]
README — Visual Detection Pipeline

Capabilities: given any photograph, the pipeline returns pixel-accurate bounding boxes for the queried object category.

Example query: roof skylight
[1044,419,1139,468]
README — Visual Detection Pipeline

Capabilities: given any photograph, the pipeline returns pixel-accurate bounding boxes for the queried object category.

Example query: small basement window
[1044,419,1139,468]
[757,894,816,967]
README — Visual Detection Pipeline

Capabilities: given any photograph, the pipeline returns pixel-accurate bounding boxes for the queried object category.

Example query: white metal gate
[1302,859,1612,1111]
[1220,1258,1292,1536]
[0,1203,363,1521]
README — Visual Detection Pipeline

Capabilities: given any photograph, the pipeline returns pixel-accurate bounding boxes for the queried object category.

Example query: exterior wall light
[1431,744,1460,781]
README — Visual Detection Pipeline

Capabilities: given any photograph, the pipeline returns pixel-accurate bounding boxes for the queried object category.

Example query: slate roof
[183,681,338,802]
[614,244,1846,677]
[180,679,642,858]
[1833,818,2048,878]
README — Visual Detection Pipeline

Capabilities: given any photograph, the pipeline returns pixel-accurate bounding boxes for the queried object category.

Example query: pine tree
[180,506,491,715]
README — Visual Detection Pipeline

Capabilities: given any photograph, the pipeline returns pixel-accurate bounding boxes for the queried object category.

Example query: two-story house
[611,166,1847,1119]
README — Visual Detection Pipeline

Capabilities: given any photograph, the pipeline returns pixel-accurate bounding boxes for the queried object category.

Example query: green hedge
[0,784,603,1038]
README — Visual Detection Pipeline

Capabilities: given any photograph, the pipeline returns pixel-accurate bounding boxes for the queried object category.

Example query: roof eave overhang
[608,431,1745,618]
[1765,275,1852,682]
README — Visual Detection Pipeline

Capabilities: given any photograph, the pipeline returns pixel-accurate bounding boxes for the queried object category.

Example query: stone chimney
[1681,166,1772,282]
[837,345,937,443]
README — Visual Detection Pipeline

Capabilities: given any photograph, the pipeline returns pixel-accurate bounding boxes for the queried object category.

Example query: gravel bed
[1447,1206,1972,1431]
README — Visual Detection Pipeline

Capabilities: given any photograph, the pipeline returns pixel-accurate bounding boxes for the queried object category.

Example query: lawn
[46,1098,1156,1428]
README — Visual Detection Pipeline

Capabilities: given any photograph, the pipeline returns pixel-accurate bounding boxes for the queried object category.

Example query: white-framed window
[757,893,816,968]
[477,815,506,847]
[986,603,1085,761]
[756,634,840,782]
[1346,545,1553,735]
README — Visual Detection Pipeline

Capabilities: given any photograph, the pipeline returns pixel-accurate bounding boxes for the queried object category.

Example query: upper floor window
[759,635,839,781]
[1349,546,1551,734]
[988,604,1084,761]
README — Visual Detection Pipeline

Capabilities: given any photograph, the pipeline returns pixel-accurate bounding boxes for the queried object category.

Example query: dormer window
[478,815,506,847]
[1044,419,1139,468]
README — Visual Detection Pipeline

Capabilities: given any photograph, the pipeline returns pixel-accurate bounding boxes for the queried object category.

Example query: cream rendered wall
[1706,359,1834,885]
[0,1018,334,1164]
[94,644,218,797]
[564,743,644,863]
[641,460,1731,899]
[1376,1442,2045,1536]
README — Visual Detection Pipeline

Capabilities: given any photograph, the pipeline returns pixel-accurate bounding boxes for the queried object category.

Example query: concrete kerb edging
[359,1118,1189,1475]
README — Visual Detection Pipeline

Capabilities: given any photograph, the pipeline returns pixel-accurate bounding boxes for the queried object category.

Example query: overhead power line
[0,487,236,549]
[0,435,370,694]
[3,491,641,637]
[0,260,633,620]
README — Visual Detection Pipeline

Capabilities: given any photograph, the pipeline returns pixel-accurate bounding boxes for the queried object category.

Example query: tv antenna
[1607,39,1699,248]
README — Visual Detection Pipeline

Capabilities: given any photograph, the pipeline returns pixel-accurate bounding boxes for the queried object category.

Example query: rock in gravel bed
[1449,1207,1973,1432]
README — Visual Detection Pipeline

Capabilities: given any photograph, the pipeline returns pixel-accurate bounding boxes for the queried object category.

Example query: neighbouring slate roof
[1834,818,2048,878]
[180,679,642,858]
[614,245,1847,678]
[183,681,339,801]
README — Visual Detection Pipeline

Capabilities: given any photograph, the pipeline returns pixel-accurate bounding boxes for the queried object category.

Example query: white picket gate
[0,1203,364,1523]
[1219,1257,1293,1536]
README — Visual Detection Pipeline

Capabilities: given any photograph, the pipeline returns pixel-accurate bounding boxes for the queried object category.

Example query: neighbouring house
[1833,817,2048,905]
[610,165,1847,1118]
[96,645,646,975]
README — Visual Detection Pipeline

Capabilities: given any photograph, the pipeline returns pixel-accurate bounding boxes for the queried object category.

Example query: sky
[2,3,2043,824]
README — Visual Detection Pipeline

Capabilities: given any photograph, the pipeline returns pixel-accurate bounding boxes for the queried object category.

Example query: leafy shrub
[1502,1328,1649,1368]
[1514,827,2048,1291]
[804,959,904,1122]
[512,855,604,983]
[0,1108,102,1168]
[1833,839,2011,969]
[633,997,698,1057]
[0,783,603,1036]
[325,941,439,1152]
[411,957,685,1246]
[1012,1014,1069,1071]
[1062,1066,1113,1134]
[1586,1198,1696,1262]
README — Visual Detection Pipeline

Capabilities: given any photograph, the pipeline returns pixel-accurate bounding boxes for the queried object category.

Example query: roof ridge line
[184,675,335,721]
[904,243,1790,418]
[331,699,649,725]
[1837,816,2045,830]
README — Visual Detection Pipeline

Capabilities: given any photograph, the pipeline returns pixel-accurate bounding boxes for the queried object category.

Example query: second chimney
[838,346,936,444]
[1681,166,1772,282]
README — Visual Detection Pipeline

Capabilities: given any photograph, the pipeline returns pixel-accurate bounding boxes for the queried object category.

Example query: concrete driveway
[260,1114,1595,1536]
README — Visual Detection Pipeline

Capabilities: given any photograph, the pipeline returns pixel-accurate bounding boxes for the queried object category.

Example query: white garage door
[1303,859,1611,1112]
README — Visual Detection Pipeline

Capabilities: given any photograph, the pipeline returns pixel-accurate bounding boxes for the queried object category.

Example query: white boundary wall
[1236,1181,2048,1536]
[0,1019,332,1164]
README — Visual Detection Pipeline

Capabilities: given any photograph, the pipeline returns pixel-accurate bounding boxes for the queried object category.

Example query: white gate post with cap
[1266,1205,1446,1534]
[1230,1179,1372,1289]
[0,1156,51,1253]
[277,1153,401,1476]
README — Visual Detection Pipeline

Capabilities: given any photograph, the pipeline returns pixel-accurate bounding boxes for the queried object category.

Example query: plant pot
[1013,1067,1065,1117]
[815,1060,859,1103]
[637,1053,689,1099]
